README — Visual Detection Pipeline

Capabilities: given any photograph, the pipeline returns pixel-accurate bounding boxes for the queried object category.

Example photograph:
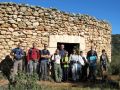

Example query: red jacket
[27,48,40,62]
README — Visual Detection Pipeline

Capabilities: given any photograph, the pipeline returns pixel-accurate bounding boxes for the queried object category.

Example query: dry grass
[0,75,120,90]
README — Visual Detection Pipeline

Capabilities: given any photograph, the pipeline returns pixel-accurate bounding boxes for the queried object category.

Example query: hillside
[112,34,120,54]
[111,34,120,74]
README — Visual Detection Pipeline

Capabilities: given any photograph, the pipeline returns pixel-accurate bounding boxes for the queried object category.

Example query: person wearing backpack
[87,46,98,82]
[40,44,51,81]
[61,51,69,82]
[27,43,40,75]
[11,43,24,80]
[52,49,62,83]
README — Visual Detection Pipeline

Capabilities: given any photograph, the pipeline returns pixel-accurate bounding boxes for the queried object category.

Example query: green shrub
[9,72,42,90]
[111,34,120,75]
[111,55,120,75]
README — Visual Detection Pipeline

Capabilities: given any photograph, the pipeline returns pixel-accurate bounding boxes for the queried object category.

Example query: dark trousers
[88,65,96,81]
[63,67,69,81]
[51,62,55,80]
[101,64,107,80]
[81,63,88,81]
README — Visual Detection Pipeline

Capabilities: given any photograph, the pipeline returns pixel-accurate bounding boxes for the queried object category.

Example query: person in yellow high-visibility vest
[61,51,69,82]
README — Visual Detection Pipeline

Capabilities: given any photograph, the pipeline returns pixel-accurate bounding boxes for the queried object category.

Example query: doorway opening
[57,42,80,56]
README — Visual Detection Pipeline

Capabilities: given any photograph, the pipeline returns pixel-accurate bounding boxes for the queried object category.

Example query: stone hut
[0,3,111,61]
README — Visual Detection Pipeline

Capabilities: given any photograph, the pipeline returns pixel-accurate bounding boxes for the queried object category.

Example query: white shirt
[78,55,85,66]
[69,54,78,62]
[52,54,61,64]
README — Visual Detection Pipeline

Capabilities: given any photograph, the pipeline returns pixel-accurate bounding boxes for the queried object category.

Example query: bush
[111,34,120,75]
[111,55,120,75]
[9,72,42,90]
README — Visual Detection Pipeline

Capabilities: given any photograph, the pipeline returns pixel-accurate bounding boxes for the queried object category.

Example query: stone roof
[0,2,111,26]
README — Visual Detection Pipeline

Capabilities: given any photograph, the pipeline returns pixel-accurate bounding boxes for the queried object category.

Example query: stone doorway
[57,42,79,55]
[49,35,85,54]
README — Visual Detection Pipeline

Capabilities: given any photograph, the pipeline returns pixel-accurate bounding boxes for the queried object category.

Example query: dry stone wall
[0,3,111,61]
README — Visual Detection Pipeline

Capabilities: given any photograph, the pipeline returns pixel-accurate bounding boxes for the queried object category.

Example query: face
[80,52,83,56]
[17,43,21,48]
[61,44,64,50]
[44,44,48,49]
[102,51,106,54]
[91,46,94,51]
[65,52,68,56]
[91,50,95,55]
[32,43,36,48]
[73,50,76,54]
[56,49,59,54]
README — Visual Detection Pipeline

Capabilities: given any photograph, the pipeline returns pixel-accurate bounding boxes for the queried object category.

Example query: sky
[0,0,120,34]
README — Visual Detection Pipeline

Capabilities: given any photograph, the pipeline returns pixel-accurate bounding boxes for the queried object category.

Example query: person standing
[59,44,66,80]
[79,51,88,81]
[69,50,79,82]
[52,49,62,83]
[78,51,85,80]
[61,51,69,82]
[40,44,50,81]
[11,43,24,80]
[59,44,66,59]
[27,43,40,75]
[100,49,109,81]
[87,46,98,82]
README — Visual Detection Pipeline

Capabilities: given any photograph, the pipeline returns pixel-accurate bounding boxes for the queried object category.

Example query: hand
[46,55,51,59]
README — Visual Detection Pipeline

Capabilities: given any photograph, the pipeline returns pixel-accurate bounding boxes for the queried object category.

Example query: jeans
[40,60,48,80]
[88,65,97,81]
[71,63,81,81]
[28,60,38,75]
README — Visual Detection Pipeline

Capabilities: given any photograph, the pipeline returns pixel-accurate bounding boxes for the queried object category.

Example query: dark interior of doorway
[57,42,80,56]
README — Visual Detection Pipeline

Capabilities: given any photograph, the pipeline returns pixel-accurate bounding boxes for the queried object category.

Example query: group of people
[2,42,109,83]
